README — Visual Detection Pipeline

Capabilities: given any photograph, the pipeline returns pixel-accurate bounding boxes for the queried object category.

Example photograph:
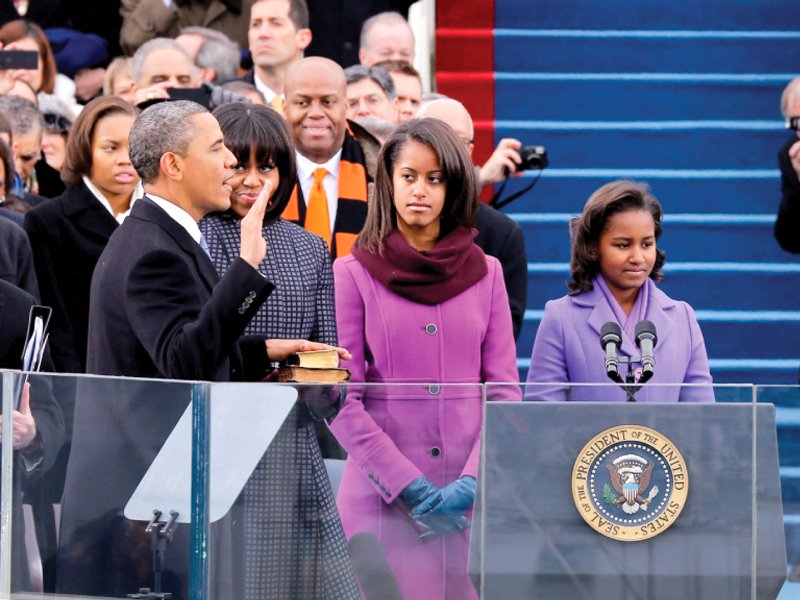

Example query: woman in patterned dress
[200,102,358,600]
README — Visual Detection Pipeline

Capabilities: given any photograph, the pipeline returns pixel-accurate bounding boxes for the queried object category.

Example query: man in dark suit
[777,77,800,254]
[240,0,311,108]
[56,100,347,598]
[418,98,529,340]
[0,278,64,592]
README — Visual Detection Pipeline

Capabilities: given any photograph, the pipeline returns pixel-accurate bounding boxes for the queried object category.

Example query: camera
[785,116,800,130]
[0,50,38,70]
[516,145,549,172]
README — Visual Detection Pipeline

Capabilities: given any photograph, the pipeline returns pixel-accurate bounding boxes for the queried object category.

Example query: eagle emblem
[605,454,659,514]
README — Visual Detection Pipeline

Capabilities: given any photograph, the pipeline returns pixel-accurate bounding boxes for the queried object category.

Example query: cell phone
[0,50,39,70]
[167,86,212,109]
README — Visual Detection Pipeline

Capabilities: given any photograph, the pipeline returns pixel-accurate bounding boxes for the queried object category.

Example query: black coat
[57,196,274,598]
[0,0,123,57]
[475,203,527,341]
[305,0,416,67]
[86,196,273,380]
[0,215,39,299]
[0,278,64,592]
[25,182,119,375]
[776,136,800,254]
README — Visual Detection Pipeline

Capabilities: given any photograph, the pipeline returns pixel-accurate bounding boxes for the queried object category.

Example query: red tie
[306,168,331,248]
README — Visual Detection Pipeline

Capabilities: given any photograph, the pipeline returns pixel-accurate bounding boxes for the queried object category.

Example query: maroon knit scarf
[351,227,488,305]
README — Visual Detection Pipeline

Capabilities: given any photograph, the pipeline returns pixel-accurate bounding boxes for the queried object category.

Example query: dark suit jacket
[25,182,119,375]
[57,196,274,598]
[0,0,65,27]
[0,0,123,57]
[776,137,800,253]
[0,216,39,299]
[305,0,416,67]
[475,203,527,340]
[86,195,274,380]
[0,279,64,591]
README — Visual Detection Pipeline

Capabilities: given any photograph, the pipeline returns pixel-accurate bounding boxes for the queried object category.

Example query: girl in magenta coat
[329,119,520,599]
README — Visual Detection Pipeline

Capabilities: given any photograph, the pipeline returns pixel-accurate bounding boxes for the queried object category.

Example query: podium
[470,391,787,600]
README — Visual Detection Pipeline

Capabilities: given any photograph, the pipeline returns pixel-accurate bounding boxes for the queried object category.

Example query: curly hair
[568,180,667,295]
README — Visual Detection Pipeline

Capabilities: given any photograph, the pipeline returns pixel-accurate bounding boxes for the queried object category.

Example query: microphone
[635,320,658,383]
[347,532,403,600]
[600,322,623,383]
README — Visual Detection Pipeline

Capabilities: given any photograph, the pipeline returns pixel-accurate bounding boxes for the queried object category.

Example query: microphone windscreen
[600,321,622,345]
[634,320,658,346]
[347,532,403,600]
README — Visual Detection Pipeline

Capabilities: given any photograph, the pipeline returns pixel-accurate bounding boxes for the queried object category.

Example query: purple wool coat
[526,279,714,402]
[330,252,519,600]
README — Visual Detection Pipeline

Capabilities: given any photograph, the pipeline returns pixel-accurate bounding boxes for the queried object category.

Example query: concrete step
[517,310,800,362]
[515,214,795,263]
[494,76,784,120]
[496,1,800,30]
[491,171,782,215]
[491,124,786,169]
[526,266,800,311]
[495,32,800,75]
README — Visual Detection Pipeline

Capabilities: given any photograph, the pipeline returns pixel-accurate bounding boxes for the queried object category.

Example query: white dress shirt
[82,176,143,224]
[147,194,203,244]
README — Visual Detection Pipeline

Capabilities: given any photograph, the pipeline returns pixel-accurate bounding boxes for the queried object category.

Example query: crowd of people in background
[0,0,794,598]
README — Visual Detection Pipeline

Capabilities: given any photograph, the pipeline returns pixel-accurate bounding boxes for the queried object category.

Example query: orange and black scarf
[283,131,370,258]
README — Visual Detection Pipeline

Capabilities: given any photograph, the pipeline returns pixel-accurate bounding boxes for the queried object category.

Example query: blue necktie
[199,234,212,259]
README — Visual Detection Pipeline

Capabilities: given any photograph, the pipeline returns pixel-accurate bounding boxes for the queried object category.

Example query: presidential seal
[571,425,688,542]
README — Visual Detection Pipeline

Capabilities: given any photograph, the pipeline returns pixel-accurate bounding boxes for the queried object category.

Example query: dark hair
[0,20,57,93]
[356,117,477,255]
[62,96,138,186]
[374,59,421,81]
[568,180,666,295]
[253,0,309,29]
[344,64,396,99]
[212,102,297,221]
[0,139,14,196]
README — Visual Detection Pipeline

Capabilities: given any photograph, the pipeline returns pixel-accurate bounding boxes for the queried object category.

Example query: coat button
[430,446,442,458]
[428,384,440,395]
[248,291,257,299]
[425,323,438,335]
[237,307,245,315]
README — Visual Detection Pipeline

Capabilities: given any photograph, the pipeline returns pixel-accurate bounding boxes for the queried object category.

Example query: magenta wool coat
[330,252,519,600]
[526,279,714,402]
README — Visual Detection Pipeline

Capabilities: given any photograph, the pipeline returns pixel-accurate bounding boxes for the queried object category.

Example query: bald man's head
[417,98,474,157]
[284,57,348,162]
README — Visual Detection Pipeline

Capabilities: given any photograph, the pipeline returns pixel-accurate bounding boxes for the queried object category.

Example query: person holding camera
[776,77,800,254]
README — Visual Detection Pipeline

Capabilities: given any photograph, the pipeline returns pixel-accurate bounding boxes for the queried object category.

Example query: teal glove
[411,476,476,539]
[398,475,439,509]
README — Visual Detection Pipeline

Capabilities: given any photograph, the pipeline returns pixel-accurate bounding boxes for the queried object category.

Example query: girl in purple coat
[330,118,519,599]
[526,180,714,402]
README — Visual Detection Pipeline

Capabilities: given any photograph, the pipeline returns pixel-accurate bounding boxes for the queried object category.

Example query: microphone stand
[606,356,648,402]
[127,509,180,599]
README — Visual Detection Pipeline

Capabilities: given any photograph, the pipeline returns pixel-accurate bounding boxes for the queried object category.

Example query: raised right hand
[239,179,272,268]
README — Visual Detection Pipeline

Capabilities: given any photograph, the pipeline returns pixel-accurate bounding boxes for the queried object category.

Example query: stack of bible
[274,349,351,383]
